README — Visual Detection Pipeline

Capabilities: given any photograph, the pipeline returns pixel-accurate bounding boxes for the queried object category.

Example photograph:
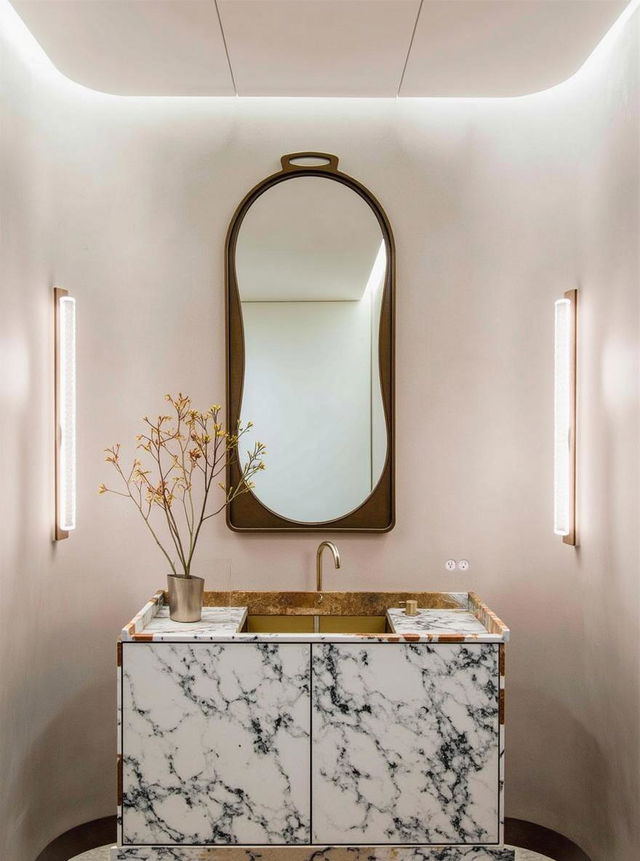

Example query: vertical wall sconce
[554,289,577,545]
[54,287,76,540]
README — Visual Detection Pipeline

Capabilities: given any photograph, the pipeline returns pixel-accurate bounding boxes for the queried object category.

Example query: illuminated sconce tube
[54,287,76,539]
[554,289,577,545]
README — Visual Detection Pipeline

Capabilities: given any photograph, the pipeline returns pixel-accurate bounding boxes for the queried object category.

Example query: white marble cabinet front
[311,643,501,845]
[121,642,311,845]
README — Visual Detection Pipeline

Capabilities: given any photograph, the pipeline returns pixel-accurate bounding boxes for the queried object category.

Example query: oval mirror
[226,154,394,531]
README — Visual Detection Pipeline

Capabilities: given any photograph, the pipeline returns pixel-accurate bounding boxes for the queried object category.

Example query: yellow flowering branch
[99,393,266,578]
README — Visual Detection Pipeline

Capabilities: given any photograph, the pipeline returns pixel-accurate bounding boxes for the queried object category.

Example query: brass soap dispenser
[399,599,419,616]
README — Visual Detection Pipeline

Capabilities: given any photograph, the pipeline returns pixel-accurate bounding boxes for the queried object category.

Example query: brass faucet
[314,541,341,632]
[316,540,341,593]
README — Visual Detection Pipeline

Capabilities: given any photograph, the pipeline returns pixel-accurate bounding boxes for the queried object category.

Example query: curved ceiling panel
[400,0,629,97]
[10,0,236,96]
[8,0,632,97]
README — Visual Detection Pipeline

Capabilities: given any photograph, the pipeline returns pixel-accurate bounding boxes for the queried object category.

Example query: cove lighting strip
[54,287,76,539]
[554,289,577,545]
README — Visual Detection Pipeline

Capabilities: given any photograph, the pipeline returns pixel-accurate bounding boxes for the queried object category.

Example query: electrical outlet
[445,559,457,571]
[457,559,470,571]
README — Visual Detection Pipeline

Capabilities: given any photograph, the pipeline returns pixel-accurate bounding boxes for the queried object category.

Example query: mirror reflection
[236,176,388,523]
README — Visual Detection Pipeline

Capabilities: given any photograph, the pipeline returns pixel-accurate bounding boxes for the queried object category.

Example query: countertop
[121,590,509,643]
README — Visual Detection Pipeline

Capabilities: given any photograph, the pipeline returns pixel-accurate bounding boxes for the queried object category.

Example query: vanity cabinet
[121,640,500,848]
[121,642,311,845]
[311,643,500,845]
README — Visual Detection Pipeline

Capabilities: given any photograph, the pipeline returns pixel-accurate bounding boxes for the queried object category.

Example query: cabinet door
[121,642,310,845]
[311,643,500,845]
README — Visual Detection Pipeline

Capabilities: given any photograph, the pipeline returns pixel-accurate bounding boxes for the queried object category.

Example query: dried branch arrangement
[99,393,265,577]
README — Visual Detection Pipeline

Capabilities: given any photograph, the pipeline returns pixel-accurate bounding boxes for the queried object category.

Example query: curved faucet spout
[316,540,341,593]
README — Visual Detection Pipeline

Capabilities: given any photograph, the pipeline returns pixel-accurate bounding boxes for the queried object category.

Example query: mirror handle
[280,152,340,173]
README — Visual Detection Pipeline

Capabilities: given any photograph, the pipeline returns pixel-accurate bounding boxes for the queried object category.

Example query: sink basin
[320,615,388,634]
[245,614,389,634]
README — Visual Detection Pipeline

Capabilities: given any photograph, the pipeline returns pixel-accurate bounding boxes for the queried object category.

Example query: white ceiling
[10,0,630,97]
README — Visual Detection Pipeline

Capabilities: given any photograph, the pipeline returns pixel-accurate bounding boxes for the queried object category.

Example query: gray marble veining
[387,609,489,636]
[311,643,500,845]
[109,845,515,859]
[121,642,310,845]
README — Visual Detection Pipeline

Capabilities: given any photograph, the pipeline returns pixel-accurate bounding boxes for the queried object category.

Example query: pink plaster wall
[1,5,638,859]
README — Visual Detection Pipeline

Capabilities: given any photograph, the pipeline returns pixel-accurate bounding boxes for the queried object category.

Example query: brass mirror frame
[226,153,395,532]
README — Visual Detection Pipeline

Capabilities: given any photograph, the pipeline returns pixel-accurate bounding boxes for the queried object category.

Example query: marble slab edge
[110,846,515,860]
[469,593,510,641]
[122,590,165,640]
[121,625,508,645]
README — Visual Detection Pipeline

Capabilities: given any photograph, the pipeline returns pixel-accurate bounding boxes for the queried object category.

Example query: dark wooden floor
[35,816,592,861]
